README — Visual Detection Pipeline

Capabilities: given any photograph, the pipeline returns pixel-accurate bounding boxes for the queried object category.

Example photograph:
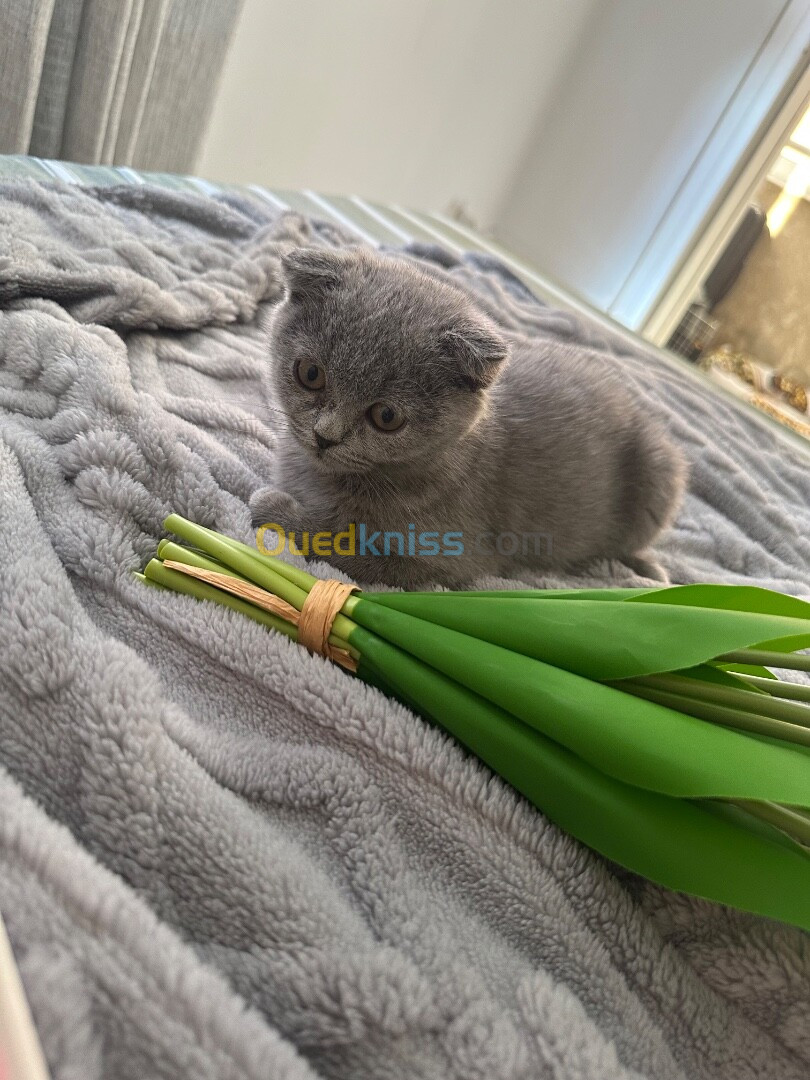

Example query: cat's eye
[368,402,405,432]
[296,358,326,390]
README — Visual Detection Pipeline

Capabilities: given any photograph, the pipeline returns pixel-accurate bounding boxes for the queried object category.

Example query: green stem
[736,673,810,701]
[163,515,360,641]
[164,515,310,610]
[618,682,810,747]
[133,570,165,590]
[720,648,810,672]
[158,541,251,582]
[230,535,319,593]
[144,559,296,640]
[630,673,810,730]
[155,541,357,643]
[734,800,810,849]
[146,544,358,657]
[224,530,363,619]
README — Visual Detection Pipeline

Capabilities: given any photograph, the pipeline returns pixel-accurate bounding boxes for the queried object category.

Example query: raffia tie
[162,561,358,671]
[298,579,357,663]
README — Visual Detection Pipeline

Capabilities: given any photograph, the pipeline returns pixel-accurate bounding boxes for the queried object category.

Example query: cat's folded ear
[281,248,347,301]
[440,319,508,391]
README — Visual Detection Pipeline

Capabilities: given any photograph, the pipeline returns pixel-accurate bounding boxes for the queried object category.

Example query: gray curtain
[0,0,244,172]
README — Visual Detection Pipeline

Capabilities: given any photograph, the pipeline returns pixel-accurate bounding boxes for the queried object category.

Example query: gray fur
[252,249,686,586]
[3,179,810,1080]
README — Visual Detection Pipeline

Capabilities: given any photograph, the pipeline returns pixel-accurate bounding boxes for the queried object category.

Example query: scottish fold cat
[250,247,686,587]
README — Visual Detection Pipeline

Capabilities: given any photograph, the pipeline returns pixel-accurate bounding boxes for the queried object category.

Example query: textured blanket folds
[0,181,809,1080]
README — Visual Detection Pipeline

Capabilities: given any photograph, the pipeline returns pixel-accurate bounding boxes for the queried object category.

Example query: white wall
[494,0,808,322]
[201,0,809,330]
[198,0,597,228]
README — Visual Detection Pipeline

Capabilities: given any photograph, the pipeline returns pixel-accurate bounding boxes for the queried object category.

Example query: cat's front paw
[250,489,307,533]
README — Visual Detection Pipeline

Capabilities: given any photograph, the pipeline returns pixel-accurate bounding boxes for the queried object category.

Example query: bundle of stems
[140,514,810,930]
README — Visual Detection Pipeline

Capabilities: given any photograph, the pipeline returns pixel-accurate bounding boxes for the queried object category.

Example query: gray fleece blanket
[1,181,809,1080]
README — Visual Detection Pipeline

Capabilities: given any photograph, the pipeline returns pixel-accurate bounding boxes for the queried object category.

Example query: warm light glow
[766,153,810,237]
[767,191,800,237]
[790,104,810,152]
[781,145,807,167]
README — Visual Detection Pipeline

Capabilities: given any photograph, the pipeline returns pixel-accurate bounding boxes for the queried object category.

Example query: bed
[1,156,808,1080]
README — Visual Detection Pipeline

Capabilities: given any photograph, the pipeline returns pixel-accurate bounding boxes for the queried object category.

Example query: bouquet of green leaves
[140,514,810,930]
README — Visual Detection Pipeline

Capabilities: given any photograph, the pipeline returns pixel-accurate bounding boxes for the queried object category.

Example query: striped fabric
[0,2,243,172]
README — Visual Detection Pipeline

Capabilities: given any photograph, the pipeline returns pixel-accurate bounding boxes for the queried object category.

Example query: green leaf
[352,628,810,931]
[674,664,769,693]
[347,599,810,805]
[628,583,810,619]
[717,662,777,679]
[392,588,658,601]
[616,680,810,748]
[360,593,810,681]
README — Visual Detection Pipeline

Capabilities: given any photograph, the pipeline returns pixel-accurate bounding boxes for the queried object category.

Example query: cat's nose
[315,432,339,451]
[313,410,344,449]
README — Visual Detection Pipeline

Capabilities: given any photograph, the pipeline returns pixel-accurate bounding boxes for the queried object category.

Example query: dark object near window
[668,204,766,361]
[703,205,767,309]
[667,305,718,361]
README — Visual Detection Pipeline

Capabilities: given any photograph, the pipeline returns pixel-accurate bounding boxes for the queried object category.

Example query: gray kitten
[250,247,686,587]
